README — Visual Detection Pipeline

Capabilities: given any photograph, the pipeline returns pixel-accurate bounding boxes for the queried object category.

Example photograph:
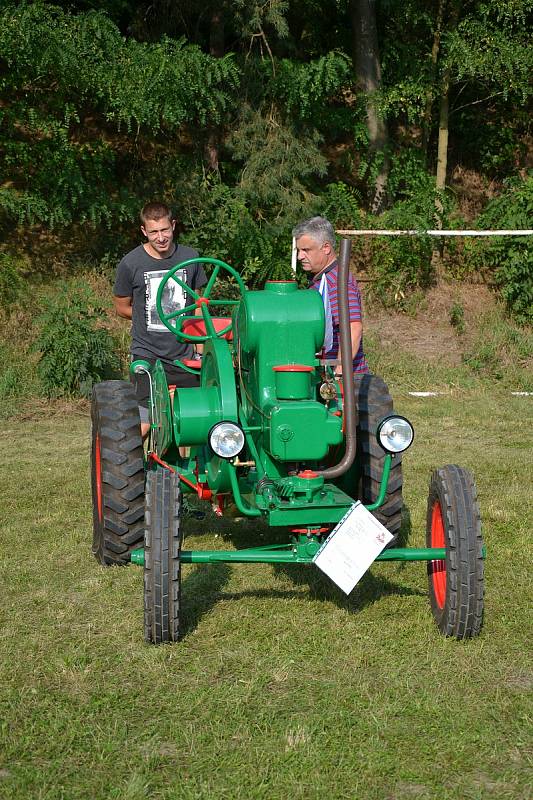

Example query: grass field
[1,386,532,800]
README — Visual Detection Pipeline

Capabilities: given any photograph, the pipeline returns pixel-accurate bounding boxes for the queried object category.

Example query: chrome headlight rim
[376,414,414,454]
[208,421,245,459]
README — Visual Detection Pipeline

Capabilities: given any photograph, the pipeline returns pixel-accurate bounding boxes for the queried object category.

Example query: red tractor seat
[181,317,233,340]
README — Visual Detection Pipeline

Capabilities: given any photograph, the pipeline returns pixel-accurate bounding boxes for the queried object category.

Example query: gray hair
[292,216,336,248]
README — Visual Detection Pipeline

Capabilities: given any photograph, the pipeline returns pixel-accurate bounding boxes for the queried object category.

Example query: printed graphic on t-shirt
[145,269,187,332]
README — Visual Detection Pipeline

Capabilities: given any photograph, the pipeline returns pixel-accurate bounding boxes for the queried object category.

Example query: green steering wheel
[156,257,246,342]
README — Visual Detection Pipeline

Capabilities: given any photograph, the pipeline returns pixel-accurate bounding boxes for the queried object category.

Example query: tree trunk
[204,6,225,172]
[422,0,445,156]
[350,0,389,213]
[435,68,450,196]
[431,2,461,280]
[431,67,450,279]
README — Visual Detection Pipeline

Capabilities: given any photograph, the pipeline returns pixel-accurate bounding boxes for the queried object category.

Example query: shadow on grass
[179,503,423,623]
[272,562,426,614]
[396,503,412,550]
[270,502,425,614]
[181,562,232,637]
[179,563,425,619]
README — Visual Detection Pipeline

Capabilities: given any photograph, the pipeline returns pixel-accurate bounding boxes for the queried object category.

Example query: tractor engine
[234,280,342,462]
[170,280,342,473]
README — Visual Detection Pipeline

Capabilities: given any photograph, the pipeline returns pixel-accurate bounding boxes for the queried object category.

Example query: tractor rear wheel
[144,468,182,644]
[426,465,484,638]
[91,380,145,565]
[354,374,404,540]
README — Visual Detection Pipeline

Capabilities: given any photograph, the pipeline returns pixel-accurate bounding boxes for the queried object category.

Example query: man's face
[141,215,176,258]
[296,234,333,274]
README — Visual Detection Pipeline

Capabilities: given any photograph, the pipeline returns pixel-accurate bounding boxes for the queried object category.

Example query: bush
[467,177,533,324]
[179,175,296,288]
[320,171,457,311]
[33,280,119,397]
[365,177,451,308]
[449,302,466,334]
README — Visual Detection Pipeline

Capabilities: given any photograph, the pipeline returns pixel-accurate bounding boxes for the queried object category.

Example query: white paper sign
[313,503,393,594]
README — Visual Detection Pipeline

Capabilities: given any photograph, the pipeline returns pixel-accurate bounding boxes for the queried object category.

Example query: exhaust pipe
[316,237,357,479]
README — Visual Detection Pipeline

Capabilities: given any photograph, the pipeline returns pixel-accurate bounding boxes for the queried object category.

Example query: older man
[293,216,369,376]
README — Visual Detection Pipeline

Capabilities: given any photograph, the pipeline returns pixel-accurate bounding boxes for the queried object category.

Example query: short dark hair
[292,216,336,248]
[140,202,174,225]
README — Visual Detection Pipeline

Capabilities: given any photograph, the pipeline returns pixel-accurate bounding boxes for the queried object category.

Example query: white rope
[336,229,533,237]
[408,391,533,397]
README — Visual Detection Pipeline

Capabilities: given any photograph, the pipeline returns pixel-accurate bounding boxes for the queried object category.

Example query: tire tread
[426,464,484,638]
[144,469,182,644]
[353,374,404,539]
[91,380,145,565]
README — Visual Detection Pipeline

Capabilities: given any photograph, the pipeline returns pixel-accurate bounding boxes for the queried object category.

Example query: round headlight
[209,422,245,459]
[376,415,414,454]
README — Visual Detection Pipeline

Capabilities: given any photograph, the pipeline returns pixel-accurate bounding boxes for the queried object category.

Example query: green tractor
[91,240,484,644]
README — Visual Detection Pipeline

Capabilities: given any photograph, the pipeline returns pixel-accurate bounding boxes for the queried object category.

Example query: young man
[292,216,369,376]
[114,201,207,436]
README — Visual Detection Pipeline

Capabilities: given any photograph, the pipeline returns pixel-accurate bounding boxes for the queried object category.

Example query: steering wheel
[156,257,246,342]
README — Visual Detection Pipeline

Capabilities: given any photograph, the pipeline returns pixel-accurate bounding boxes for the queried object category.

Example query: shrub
[467,177,533,324]
[365,177,450,308]
[449,302,466,334]
[33,280,119,397]
[320,171,457,311]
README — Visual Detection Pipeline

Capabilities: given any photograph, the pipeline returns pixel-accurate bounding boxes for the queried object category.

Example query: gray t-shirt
[114,243,207,365]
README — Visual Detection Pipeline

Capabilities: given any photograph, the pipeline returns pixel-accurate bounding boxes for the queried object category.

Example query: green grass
[0,390,532,800]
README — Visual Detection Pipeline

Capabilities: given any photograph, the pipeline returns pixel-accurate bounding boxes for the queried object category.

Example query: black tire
[91,380,145,565]
[354,374,404,539]
[426,465,484,638]
[144,468,182,644]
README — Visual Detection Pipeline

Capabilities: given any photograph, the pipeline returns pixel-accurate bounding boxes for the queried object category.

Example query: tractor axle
[130,546,447,566]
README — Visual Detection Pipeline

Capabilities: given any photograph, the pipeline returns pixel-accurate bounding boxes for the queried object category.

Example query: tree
[0,3,239,230]
[350,0,390,212]
[434,1,531,194]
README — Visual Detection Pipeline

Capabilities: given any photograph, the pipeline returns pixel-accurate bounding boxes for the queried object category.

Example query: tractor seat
[181,317,233,341]
[180,317,233,369]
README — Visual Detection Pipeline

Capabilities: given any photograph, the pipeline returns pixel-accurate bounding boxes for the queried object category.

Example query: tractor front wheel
[144,468,182,644]
[91,381,145,565]
[426,464,484,638]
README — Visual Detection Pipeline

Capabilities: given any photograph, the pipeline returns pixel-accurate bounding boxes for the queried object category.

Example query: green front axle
[130,543,447,567]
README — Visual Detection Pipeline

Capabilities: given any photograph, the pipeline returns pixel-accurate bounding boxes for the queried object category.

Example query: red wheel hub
[429,500,446,608]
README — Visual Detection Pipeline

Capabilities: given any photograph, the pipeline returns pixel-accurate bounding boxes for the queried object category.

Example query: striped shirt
[309,261,369,374]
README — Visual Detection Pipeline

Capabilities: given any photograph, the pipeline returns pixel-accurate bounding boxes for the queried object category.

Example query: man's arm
[114,295,133,320]
[336,320,362,376]
[334,270,364,376]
